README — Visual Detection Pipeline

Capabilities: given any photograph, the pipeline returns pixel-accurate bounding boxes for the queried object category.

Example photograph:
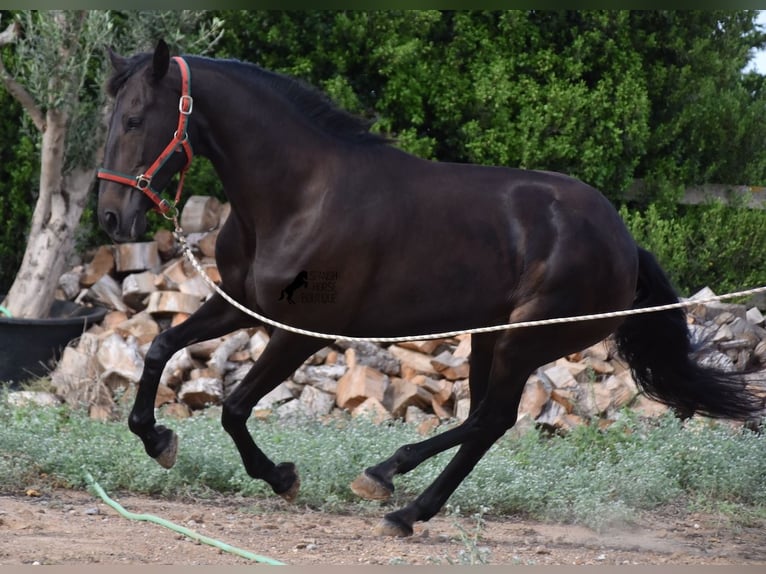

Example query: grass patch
[0,395,764,531]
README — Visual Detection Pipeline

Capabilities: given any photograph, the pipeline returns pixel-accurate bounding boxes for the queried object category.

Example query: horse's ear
[151,39,170,82]
[106,45,127,72]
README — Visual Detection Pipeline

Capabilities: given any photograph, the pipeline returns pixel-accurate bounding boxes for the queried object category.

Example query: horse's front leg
[129,293,253,468]
[221,329,328,500]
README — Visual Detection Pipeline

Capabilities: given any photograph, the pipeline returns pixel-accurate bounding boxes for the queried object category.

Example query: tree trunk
[2,108,93,319]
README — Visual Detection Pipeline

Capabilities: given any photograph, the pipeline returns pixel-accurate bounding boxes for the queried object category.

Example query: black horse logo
[279,270,309,304]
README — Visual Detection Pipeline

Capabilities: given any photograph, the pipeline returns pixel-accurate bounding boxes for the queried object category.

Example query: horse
[96,40,763,537]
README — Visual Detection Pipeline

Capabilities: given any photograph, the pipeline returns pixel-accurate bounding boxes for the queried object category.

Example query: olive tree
[0,10,222,319]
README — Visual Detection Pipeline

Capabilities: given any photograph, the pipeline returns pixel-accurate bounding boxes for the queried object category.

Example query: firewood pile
[40,197,766,433]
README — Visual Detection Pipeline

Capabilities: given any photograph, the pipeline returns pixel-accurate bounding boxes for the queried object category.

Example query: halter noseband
[97,56,193,217]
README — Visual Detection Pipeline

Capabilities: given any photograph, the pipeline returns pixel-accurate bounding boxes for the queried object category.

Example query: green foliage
[1,397,764,532]
[0,114,37,293]
[620,199,766,295]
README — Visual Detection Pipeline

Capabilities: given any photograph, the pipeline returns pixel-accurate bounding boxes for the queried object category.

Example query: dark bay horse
[97,40,763,537]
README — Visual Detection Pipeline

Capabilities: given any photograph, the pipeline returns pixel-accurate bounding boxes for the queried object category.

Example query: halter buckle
[136,174,152,190]
[179,95,193,115]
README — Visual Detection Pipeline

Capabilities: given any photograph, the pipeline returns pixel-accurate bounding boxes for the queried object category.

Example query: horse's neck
[193,76,333,220]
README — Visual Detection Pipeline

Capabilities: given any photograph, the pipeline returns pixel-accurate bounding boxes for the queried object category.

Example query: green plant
[620,199,766,296]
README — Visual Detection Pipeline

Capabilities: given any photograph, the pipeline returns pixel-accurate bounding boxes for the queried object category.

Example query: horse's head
[98,40,193,242]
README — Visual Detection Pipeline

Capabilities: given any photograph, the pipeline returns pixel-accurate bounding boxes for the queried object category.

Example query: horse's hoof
[153,431,178,469]
[373,516,413,537]
[274,462,300,503]
[350,471,393,501]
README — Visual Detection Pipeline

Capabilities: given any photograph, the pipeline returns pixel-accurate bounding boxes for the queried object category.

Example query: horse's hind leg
[221,330,327,500]
[129,293,253,468]
[374,331,534,536]
[351,332,497,500]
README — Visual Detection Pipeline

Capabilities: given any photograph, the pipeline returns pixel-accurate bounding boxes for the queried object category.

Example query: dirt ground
[0,488,764,566]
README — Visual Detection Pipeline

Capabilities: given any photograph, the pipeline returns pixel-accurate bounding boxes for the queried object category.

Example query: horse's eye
[126,117,143,131]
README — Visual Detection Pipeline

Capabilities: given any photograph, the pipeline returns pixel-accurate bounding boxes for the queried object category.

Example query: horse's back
[323,150,639,334]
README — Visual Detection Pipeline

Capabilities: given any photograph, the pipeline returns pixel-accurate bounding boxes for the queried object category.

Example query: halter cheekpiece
[97,56,193,216]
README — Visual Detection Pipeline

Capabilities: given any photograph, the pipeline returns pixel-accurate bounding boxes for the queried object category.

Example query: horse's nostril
[103,210,119,234]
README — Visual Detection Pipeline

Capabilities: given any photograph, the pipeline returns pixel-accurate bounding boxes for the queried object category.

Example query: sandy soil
[0,488,764,566]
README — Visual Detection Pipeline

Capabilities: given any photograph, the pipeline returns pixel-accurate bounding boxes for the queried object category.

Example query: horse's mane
[107,52,390,146]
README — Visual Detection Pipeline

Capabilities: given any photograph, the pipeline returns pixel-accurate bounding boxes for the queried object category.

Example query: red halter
[97,56,193,216]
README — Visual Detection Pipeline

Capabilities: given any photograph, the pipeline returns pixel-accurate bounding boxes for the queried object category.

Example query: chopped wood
[452,334,472,359]
[122,270,157,310]
[154,228,177,260]
[89,274,129,312]
[146,291,201,316]
[518,377,550,419]
[398,339,445,355]
[208,330,251,376]
[114,241,160,274]
[96,333,144,391]
[352,397,392,424]
[179,377,223,409]
[180,195,222,232]
[155,383,177,408]
[160,348,195,389]
[113,311,160,346]
[430,350,470,380]
[197,230,218,258]
[389,345,439,376]
[178,274,214,299]
[103,311,129,330]
[336,365,389,410]
[81,246,115,287]
[386,377,433,418]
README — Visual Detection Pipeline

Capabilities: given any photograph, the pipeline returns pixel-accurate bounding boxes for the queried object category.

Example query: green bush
[620,199,766,296]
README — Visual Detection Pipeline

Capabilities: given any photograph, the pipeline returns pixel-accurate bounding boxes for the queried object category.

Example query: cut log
[114,241,160,274]
[161,402,192,419]
[96,333,144,391]
[297,385,336,418]
[113,311,160,346]
[197,230,218,258]
[179,377,223,409]
[518,376,550,419]
[452,334,472,359]
[160,259,191,286]
[180,195,222,232]
[208,330,251,376]
[81,245,115,287]
[351,397,392,424]
[430,350,470,380]
[254,382,295,409]
[121,271,157,310]
[385,377,433,418]
[177,274,213,300]
[398,339,445,356]
[336,365,389,410]
[218,202,232,227]
[160,348,195,389]
[89,274,130,312]
[102,310,129,330]
[146,291,201,316]
[389,345,439,377]
[155,383,177,408]
[541,364,578,389]
[154,228,177,260]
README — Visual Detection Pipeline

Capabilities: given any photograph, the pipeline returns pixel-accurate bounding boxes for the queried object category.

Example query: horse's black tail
[614,246,764,421]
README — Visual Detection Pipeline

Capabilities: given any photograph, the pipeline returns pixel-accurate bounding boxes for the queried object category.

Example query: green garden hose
[84,472,286,565]
[0,305,11,318]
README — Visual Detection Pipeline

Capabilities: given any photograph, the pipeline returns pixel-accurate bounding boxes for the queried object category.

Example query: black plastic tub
[0,296,107,387]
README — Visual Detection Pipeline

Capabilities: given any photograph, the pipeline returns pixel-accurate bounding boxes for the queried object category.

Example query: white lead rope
[174,224,766,344]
